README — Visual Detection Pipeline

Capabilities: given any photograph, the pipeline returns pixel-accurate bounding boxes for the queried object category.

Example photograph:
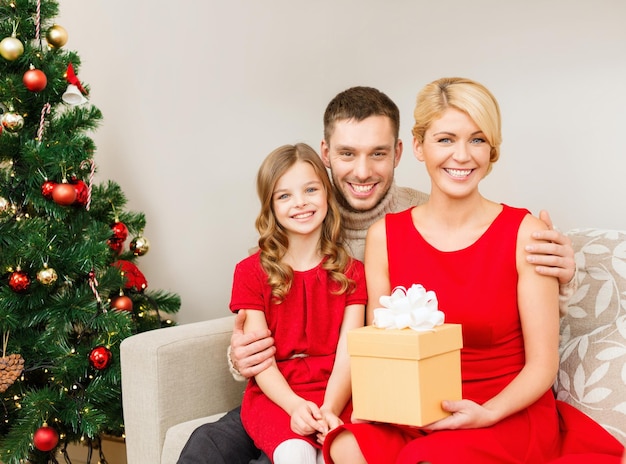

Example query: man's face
[321,115,402,212]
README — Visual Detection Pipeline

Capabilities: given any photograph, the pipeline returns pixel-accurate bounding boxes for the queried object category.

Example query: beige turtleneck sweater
[339,183,429,262]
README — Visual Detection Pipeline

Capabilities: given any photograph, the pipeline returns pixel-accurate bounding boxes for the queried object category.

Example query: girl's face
[272,161,328,239]
[413,107,492,199]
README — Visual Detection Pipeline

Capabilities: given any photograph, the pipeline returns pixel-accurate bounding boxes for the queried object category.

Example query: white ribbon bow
[373,284,444,331]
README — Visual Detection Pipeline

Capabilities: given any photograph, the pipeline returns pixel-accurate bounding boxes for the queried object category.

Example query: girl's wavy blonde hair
[255,143,354,302]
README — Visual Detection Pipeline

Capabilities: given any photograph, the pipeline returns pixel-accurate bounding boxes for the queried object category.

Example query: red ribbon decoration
[66,62,87,95]
[112,260,149,292]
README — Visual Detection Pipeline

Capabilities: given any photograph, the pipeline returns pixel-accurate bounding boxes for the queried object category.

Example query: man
[178,87,576,464]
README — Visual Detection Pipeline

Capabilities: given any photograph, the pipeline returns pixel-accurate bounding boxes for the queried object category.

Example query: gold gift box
[348,324,463,427]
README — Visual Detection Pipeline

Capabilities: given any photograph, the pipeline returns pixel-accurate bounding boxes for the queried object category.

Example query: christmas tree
[0,1,181,462]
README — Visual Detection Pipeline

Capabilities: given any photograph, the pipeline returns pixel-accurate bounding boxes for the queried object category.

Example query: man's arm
[228,310,276,380]
[525,210,577,315]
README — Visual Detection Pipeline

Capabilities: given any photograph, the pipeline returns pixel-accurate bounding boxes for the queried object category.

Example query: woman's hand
[424,399,499,431]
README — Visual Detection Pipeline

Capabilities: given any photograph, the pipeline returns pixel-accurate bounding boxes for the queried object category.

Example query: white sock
[273,439,320,464]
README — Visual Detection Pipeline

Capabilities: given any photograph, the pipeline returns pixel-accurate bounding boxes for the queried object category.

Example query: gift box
[348,323,463,427]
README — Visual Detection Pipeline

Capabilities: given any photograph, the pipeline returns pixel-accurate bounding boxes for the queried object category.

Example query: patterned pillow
[555,228,626,446]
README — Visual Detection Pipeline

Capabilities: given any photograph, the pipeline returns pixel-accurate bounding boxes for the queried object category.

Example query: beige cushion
[555,229,626,446]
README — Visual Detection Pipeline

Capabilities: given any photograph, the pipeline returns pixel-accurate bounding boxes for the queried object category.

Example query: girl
[230,143,366,464]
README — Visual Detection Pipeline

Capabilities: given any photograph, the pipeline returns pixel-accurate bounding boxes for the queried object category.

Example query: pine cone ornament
[0,353,25,392]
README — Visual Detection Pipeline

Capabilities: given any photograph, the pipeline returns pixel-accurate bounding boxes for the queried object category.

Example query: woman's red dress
[323,205,624,463]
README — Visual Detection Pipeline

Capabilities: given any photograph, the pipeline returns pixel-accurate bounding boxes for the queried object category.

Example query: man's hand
[230,310,276,378]
[526,210,576,285]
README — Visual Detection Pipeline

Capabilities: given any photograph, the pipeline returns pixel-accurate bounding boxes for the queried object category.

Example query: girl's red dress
[322,205,624,463]
[230,252,367,461]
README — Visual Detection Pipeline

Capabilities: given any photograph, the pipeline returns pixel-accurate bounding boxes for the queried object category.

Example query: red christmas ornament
[23,67,48,92]
[88,345,112,370]
[111,221,129,242]
[107,238,123,255]
[52,182,77,206]
[110,294,133,312]
[72,179,88,206]
[8,270,30,293]
[112,260,148,291]
[41,180,56,199]
[33,425,59,452]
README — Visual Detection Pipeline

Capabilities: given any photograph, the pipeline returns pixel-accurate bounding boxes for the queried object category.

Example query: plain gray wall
[57,0,626,324]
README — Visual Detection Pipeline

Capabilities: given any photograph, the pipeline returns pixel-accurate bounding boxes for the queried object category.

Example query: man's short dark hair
[323,86,400,142]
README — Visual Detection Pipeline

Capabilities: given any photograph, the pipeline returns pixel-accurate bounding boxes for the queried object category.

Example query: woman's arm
[527,210,576,287]
[528,210,577,316]
[364,218,391,325]
[480,214,560,421]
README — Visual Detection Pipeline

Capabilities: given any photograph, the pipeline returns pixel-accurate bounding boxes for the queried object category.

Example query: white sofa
[120,228,626,464]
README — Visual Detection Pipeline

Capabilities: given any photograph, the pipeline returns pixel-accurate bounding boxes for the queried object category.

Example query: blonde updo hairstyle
[412,77,502,175]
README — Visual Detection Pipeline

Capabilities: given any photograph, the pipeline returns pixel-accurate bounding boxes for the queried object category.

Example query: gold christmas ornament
[46,24,68,48]
[0,35,24,61]
[1,111,24,132]
[129,236,150,256]
[37,266,58,285]
[0,196,9,213]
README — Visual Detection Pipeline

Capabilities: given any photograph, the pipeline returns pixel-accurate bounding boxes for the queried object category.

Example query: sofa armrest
[121,316,245,464]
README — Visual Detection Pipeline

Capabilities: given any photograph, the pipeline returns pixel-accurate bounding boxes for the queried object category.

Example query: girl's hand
[290,400,327,436]
[320,410,343,431]
[315,409,343,445]
[424,399,498,431]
